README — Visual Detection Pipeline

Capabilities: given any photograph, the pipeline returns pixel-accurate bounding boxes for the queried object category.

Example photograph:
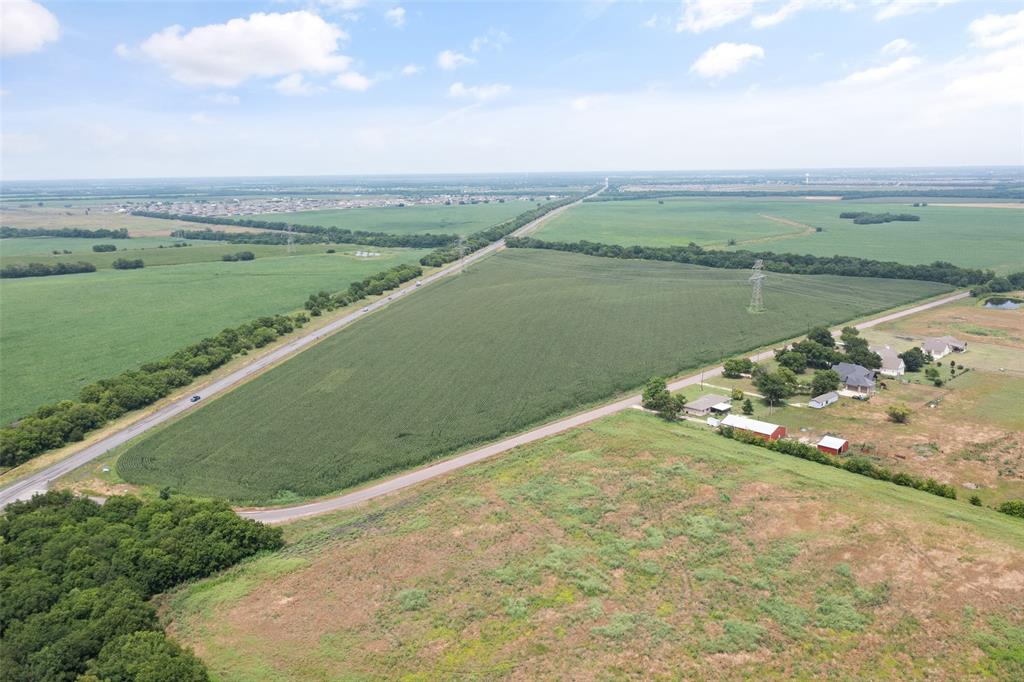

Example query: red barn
[721,415,787,441]
[816,436,849,455]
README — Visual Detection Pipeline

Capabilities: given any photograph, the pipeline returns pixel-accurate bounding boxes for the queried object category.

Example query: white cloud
[945,45,1024,109]
[677,0,755,33]
[968,10,1024,49]
[840,56,921,84]
[437,49,474,70]
[1,0,59,56]
[880,38,914,55]
[334,71,372,91]
[448,82,510,101]
[319,0,365,10]
[873,0,961,22]
[470,29,510,52]
[203,92,240,105]
[385,7,406,28]
[138,11,351,87]
[571,95,604,112]
[189,112,215,125]
[114,43,132,59]
[401,63,422,76]
[275,73,322,96]
[690,42,765,79]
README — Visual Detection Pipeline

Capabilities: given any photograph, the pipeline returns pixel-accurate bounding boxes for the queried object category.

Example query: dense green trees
[0,491,282,681]
[722,357,754,378]
[0,261,97,278]
[899,347,929,372]
[221,251,255,262]
[0,226,129,239]
[752,367,796,408]
[807,326,835,347]
[112,258,144,270]
[506,236,995,288]
[776,350,808,374]
[810,369,841,396]
[998,500,1024,518]
[641,377,685,420]
[92,244,118,252]
[839,212,920,224]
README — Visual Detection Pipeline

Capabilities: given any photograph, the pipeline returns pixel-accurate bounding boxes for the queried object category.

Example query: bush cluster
[506,236,997,288]
[0,314,306,466]
[221,251,255,262]
[304,262,422,315]
[0,490,283,681]
[112,258,144,270]
[0,226,129,239]
[418,192,588,268]
[91,244,118,252]
[719,427,957,499]
[839,211,920,224]
[0,261,96,278]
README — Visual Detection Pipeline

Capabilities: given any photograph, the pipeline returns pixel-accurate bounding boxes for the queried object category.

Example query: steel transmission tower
[748,259,766,313]
[286,223,295,254]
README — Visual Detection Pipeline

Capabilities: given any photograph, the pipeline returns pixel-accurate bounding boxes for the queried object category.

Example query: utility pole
[748,259,765,313]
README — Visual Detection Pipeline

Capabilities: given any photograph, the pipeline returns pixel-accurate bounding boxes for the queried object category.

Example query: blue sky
[1,0,1021,179]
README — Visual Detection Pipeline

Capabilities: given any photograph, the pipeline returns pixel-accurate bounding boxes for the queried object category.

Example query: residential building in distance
[832,362,876,395]
[720,414,786,441]
[870,345,906,377]
[921,335,967,360]
[808,391,839,409]
[682,394,732,417]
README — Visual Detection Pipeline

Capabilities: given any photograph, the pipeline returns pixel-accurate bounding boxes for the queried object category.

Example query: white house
[870,345,905,377]
[921,336,967,360]
[809,392,839,409]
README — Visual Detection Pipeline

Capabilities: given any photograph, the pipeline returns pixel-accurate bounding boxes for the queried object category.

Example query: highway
[240,290,970,523]
[0,187,601,510]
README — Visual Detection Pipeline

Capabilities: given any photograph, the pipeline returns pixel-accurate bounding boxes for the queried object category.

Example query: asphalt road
[0,188,600,510]
[240,290,970,523]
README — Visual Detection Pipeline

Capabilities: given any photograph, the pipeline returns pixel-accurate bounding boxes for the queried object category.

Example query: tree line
[0,226,130,239]
[418,192,589,268]
[0,490,283,681]
[112,258,144,270]
[221,251,255,262]
[92,243,118,252]
[584,186,1023,202]
[506,236,1007,288]
[135,211,459,248]
[0,261,96,278]
[839,211,920,224]
[303,262,422,315]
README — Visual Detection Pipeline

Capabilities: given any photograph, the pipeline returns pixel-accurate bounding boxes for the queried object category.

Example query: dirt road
[240,290,970,523]
[0,187,601,511]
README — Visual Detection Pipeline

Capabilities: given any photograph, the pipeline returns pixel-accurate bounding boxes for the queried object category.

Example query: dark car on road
[189,395,201,403]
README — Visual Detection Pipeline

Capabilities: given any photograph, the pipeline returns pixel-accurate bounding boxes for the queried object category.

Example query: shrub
[112,258,144,270]
[92,243,117,252]
[887,404,912,423]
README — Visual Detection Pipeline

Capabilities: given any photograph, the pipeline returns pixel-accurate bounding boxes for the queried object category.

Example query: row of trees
[112,258,144,270]
[839,212,920,224]
[0,490,283,681]
[221,251,255,262]
[0,226,130,239]
[136,212,459,249]
[505,236,997,288]
[0,261,96,278]
[92,243,118,252]
[584,186,1022,202]
[719,426,957,499]
[304,262,422,315]
[971,271,1024,297]
[0,314,306,466]
[418,192,589,268]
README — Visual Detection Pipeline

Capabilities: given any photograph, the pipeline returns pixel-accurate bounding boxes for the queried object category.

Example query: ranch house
[870,345,905,378]
[721,414,786,441]
[817,436,849,456]
[809,391,839,409]
[921,336,967,360]
[683,394,733,417]
[832,362,876,395]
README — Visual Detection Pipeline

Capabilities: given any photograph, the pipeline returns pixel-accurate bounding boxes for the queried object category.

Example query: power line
[748,259,766,313]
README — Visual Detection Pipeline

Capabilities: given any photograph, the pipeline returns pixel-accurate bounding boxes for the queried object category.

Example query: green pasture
[118,249,951,503]
[0,248,431,423]
[165,411,1024,681]
[538,198,1024,272]
[249,201,531,236]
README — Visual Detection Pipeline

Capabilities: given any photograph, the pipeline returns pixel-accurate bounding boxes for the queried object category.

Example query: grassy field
[118,249,951,504]
[0,248,431,423]
[249,201,531,236]
[538,197,1024,272]
[164,411,1024,680]
[0,238,350,269]
[0,206,209,236]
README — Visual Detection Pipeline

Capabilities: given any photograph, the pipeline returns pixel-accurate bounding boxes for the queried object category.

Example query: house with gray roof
[870,345,905,377]
[683,394,732,417]
[832,362,876,395]
[921,336,967,360]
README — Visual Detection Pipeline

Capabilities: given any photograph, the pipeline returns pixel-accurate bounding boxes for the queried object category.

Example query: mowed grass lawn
[0,249,431,423]
[538,198,1024,272]
[119,249,951,503]
[249,200,531,236]
[165,412,1024,681]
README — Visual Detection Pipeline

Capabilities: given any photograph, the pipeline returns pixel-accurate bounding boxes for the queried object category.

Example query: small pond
[983,297,1022,310]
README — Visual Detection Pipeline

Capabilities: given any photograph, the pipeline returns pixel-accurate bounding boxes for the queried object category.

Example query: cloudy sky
[1,0,1021,180]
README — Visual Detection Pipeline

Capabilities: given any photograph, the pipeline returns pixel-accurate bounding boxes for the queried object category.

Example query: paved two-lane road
[0,188,600,510]
[241,290,970,523]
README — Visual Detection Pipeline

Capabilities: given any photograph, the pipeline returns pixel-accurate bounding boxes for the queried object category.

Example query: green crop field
[249,201,532,236]
[538,198,1024,273]
[0,248,430,424]
[118,249,951,504]
[165,412,1024,680]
